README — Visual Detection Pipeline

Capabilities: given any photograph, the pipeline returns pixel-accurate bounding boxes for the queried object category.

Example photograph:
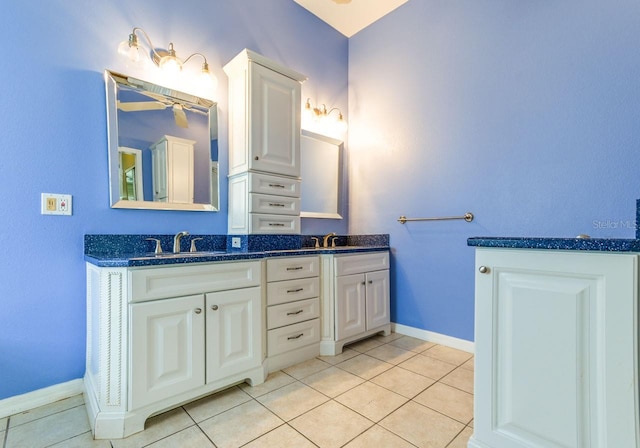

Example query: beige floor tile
[290,401,373,448]
[9,394,85,427]
[199,400,283,448]
[414,383,473,424]
[111,407,194,448]
[389,336,435,353]
[145,425,214,447]
[380,401,464,448]
[337,354,394,380]
[48,430,112,447]
[283,358,331,379]
[335,382,408,422]
[448,426,474,448]
[469,419,474,428]
[343,425,415,448]
[440,367,474,394]
[398,353,457,380]
[371,366,435,398]
[239,371,296,398]
[461,357,475,371]
[301,366,365,398]
[374,332,405,343]
[183,386,252,422]
[257,381,329,421]
[5,405,90,448]
[243,424,317,448]
[422,345,473,366]
[345,337,385,353]
[317,348,359,365]
[365,344,416,365]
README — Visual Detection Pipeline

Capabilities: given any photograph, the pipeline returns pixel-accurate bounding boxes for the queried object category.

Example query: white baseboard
[392,323,475,354]
[0,378,84,419]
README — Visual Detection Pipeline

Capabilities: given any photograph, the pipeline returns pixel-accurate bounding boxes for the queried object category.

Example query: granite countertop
[84,231,391,268]
[468,237,640,252]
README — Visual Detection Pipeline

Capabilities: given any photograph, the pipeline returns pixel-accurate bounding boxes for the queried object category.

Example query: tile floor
[1,334,474,448]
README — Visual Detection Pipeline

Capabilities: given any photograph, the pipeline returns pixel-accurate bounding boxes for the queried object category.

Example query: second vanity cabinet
[265,255,321,371]
[320,251,391,356]
[469,248,639,448]
[85,261,265,439]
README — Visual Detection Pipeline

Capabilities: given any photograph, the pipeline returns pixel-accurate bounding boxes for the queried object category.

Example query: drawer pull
[211,305,219,311]
[268,223,286,227]
[287,309,304,316]
[268,203,286,207]
[287,288,304,293]
[286,266,304,271]
[194,308,202,314]
[268,183,286,189]
[287,333,304,340]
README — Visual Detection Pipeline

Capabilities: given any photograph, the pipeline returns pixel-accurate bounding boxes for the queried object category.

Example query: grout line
[2,416,8,448]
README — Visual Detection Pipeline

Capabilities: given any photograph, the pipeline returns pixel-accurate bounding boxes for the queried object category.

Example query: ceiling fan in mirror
[116,90,207,129]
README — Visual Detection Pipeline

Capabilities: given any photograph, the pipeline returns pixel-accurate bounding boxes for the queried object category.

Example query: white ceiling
[293,0,409,38]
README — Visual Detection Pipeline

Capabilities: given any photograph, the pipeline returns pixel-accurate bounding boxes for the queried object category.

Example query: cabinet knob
[361,281,366,285]
[254,156,259,160]
[368,280,373,284]
[194,308,202,314]
[479,266,490,274]
[211,305,219,311]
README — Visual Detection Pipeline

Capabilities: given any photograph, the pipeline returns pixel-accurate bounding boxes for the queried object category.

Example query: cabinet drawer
[267,256,319,282]
[249,214,300,234]
[335,252,390,276]
[249,193,300,216]
[267,277,319,305]
[248,172,300,198]
[267,319,320,356]
[267,297,319,329]
[130,261,261,302]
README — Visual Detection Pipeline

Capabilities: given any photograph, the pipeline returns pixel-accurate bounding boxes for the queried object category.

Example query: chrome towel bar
[397,212,474,224]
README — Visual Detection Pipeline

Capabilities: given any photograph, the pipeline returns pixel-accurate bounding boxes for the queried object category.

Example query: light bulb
[199,70,218,95]
[117,40,140,63]
[159,56,182,75]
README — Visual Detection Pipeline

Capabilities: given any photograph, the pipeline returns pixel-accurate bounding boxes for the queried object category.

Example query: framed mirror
[105,70,219,211]
[300,129,344,219]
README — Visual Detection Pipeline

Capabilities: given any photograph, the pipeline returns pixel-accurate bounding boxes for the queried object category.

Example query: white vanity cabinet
[149,135,195,203]
[223,49,307,235]
[265,256,321,372]
[470,248,639,448]
[84,261,265,439]
[320,251,391,356]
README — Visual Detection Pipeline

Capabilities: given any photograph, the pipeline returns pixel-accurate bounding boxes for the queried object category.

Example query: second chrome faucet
[173,231,190,253]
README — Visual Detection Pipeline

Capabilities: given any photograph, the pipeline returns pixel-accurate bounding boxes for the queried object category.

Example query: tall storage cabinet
[224,49,307,234]
[149,135,195,203]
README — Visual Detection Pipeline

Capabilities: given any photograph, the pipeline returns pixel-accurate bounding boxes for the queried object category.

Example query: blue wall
[0,0,347,400]
[348,0,640,341]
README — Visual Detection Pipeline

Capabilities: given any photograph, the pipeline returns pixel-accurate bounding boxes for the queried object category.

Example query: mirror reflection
[105,70,219,211]
[300,129,344,219]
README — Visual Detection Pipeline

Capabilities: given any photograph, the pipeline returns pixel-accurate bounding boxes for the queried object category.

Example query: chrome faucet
[322,232,336,248]
[173,231,189,253]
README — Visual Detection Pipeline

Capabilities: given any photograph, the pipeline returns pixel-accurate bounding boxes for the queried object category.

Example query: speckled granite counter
[468,237,640,252]
[85,234,390,267]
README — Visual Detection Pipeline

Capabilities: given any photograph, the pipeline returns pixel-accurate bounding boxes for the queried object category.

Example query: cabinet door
[473,249,638,448]
[335,274,366,340]
[151,145,167,201]
[249,63,300,177]
[130,295,205,409]
[166,139,194,204]
[365,270,390,330]
[206,287,261,383]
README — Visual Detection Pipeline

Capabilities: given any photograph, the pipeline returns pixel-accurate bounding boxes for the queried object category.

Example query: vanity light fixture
[303,98,348,135]
[117,27,218,93]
